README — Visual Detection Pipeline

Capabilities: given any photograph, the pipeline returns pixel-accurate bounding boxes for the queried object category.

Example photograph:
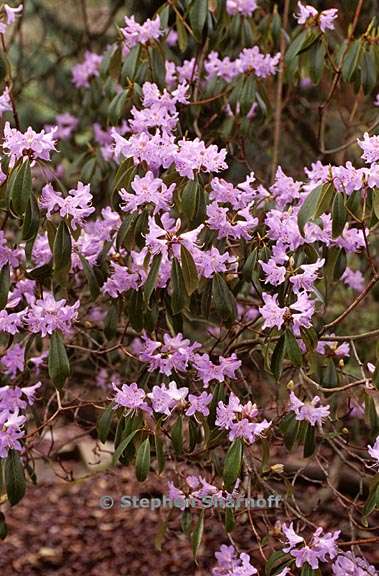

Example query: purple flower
[259,293,287,330]
[24,293,79,337]
[332,551,377,576]
[193,353,241,387]
[0,343,24,377]
[282,523,340,570]
[72,51,102,88]
[367,435,379,467]
[289,259,324,293]
[295,2,338,32]
[120,15,162,56]
[119,171,175,215]
[112,382,151,412]
[270,166,302,208]
[0,231,23,269]
[226,0,258,17]
[259,258,287,286]
[186,392,213,417]
[41,181,95,230]
[103,263,140,298]
[0,3,22,34]
[0,86,12,115]
[0,310,23,335]
[147,381,188,416]
[289,391,330,426]
[212,544,257,576]
[206,202,258,240]
[358,132,379,164]
[3,122,57,166]
[341,267,365,291]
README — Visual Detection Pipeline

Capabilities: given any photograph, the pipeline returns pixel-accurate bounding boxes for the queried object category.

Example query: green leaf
[97,404,113,444]
[271,334,286,380]
[285,330,302,367]
[22,194,40,242]
[104,303,118,340]
[154,433,165,474]
[176,13,188,52]
[0,512,7,540]
[127,289,144,332]
[191,510,204,559]
[181,244,198,295]
[342,39,362,83]
[171,257,187,314]
[171,414,183,455]
[121,46,140,82]
[309,40,326,85]
[362,481,379,517]
[212,273,236,323]
[5,450,26,506]
[144,253,162,304]
[224,507,235,532]
[108,45,122,82]
[48,330,70,389]
[181,180,199,221]
[297,185,323,236]
[189,0,208,40]
[265,550,291,576]
[135,437,151,482]
[373,188,379,221]
[53,220,72,274]
[113,429,140,464]
[300,563,316,576]
[315,182,334,217]
[332,192,347,238]
[280,413,300,451]
[303,424,316,457]
[79,254,100,299]
[223,439,243,491]
[9,159,32,217]
[0,264,10,310]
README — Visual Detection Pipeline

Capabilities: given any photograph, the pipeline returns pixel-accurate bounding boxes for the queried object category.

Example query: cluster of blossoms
[167,475,241,510]
[3,122,57,166]
[288,391,330,426]
[120,15,162,55]
[41,181,95,230]
[226,0,258,17]
[204,46,280,81]
[72,51,102,88]
[216,392,271,444]
[0,86,12,116]
[130,333,241,388]
[0,383,41,458]
[295,2,338,32]
[211,545,258,576]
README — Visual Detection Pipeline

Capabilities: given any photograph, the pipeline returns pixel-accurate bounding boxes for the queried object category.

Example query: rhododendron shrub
[0,0,379,573]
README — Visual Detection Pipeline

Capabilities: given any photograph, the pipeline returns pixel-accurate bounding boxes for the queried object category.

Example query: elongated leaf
[171,258,187,314]
[190,0,208,40]
[53,220,72,274]
[154,433,165,474]
[297,185,323,236]
[0,264,10,310]
[79,254,100,299]
[144,253,162,304]
[48,330,70,388]
[342,39,362,82]
[5,450,26,506]
[113,429,140,464]
[181,244,198,295]
[135,437,151,482]
[271,334,286,380]
[171,414,183,455]
[285,330,302,367]
[373,188,379,220]
[223,439,243,491]
[9,159,32,216]
[22,194,40,242]
[303,424,316,457]
[212,273,236,323]
[192,510,204,560]
[97,404,113,443]
[332,192,347,238]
